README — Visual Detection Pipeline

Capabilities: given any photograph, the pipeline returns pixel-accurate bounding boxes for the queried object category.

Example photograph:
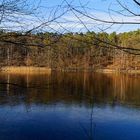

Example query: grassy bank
[53,68,140,74]
[1,66,51,74]
[95,69,140,74]
[56,67,140,73]
[1,66,140,74]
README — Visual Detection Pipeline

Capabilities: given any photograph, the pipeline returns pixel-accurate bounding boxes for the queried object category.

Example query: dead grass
[1,66,51,74]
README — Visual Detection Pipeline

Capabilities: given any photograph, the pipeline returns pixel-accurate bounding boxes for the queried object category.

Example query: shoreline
[94,69,140,74]
[1,66,140,74]
[0,66,51,74]
[54,68,140,74]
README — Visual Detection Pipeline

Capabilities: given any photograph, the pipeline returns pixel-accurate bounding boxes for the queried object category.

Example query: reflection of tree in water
[0,73,140,139]
[79,97,96,140]
[0,72,140,107]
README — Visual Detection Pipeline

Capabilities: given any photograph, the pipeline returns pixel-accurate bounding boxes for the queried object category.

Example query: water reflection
[0,72,140,140]
[0,72,140,107]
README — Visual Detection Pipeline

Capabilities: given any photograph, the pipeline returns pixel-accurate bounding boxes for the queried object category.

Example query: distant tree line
[0,29,140,71]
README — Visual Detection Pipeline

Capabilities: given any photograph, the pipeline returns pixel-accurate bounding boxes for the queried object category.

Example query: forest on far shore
[0,29,140,71]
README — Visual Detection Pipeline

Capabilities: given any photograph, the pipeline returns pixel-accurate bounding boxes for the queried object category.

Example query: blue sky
[1,0,140,33]
[35,0,140,33]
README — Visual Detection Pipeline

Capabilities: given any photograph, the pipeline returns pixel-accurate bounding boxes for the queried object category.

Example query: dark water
[0,72,140,140]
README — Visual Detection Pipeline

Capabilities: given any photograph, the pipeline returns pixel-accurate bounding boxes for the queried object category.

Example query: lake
[0,72,140,140]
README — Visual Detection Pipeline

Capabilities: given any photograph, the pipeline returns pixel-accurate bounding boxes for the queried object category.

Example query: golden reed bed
[0,66,51,74]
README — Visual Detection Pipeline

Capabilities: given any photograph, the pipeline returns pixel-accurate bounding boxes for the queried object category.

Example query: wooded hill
[0,29,140,71]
